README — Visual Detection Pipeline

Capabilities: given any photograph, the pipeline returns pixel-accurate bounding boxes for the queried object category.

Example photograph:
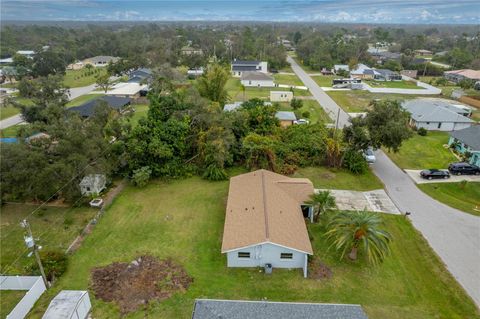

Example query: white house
[334,64,349,73]
[240,72,274,87]
[42,290,91,319]
[79,174,106,196]
[402,98,474,131]
[270,91,293,102]
[231,60,268,77]
[105,82,148,98]
[221,170,314,277]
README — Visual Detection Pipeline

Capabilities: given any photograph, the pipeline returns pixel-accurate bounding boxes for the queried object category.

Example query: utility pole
[334,108,341,134]
[21,219,49,288]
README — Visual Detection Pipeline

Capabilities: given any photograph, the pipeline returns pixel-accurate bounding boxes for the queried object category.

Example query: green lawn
[311,75,335,87]
[226,77,310,101]
[1,290,25,318]
[293,166,383,191]
[385,131,456,169]
[273,74,304,86]
[0,105,20,120]
[130,104,149,126]
[66,94,104,107]
[277,100,331,124]
[0,124,23,137]
[0,204,97,274]
[418,182,480,216]
[63,68,106,88]
[365,80,422,89]
[26,176,479,319]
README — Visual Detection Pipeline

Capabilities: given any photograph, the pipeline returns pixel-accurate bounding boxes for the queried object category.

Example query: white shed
[79,174,106,196]
[270,91,293,102]
[241,72,274,87]
[42,290,91,319]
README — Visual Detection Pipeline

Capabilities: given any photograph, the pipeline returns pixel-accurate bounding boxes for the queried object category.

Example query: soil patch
[308,258,333,280]
[91,255,192,314]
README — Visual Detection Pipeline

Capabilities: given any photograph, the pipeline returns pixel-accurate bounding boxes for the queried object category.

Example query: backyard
[25,172,479,319]
[385,131,457,169]
[418,182,480,216]
[63,68,107,88]
[225,77,311,101]
[276,100,331,124]
[0,105,20,120]
[1,290,26,319]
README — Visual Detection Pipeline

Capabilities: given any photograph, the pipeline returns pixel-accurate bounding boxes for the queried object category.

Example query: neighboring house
[369,51,402,64]
[68,96,132,118]
[0,57,14,64]
[444,69,480,84]
[191,299,369,319]
[402,98,474,131]
[79,174,106,196]
[221,170,314,277]
[449,125,480,167]
[42,290,91,319]
[128,68,153,84]
[410,58,428,65]
[240,71,274,87]
[16,50,35,58]
[350,64,377,80]
[414,49,433,56]
[334,64,349,73]
[83,56,119,68]
[231,60,268,77]
[374,69,402,81]
[105,82,148,98]
[400,70,418,79]
[181,46,203,55]
[67,61,85,70]
[187,67,204,78]
[275,111,297,127]
[270,90,293,102]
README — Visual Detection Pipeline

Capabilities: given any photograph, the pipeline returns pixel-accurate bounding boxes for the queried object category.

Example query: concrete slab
[405,169,480,184]
[316,189,400,214]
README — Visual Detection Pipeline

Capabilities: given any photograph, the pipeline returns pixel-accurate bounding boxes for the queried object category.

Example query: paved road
[288,57,480,307]
[0,84,97,130]
[405,169,480,184]
[287,56,350,128]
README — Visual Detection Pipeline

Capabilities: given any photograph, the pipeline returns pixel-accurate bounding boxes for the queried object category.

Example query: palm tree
[305,191,336,223]
[325,210,391,265]
[196,64,230,105]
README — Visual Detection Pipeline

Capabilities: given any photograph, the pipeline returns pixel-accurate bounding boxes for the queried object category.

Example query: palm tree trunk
[348,247,358,260]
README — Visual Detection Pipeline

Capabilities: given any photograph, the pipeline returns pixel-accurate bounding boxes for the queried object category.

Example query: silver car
[363,148,376,163]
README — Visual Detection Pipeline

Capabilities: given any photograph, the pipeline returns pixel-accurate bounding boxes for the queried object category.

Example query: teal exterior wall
[448,136,480,166]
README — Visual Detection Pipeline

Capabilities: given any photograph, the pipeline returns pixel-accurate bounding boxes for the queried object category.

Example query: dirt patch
[308,258,333,280]
[320,172,336,180]
[91,255,192,314]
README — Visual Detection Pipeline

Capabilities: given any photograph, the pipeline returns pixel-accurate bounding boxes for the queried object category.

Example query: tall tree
[196,64,230,105]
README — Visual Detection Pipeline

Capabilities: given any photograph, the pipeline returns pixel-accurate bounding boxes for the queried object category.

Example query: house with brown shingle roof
[221,169,314,277]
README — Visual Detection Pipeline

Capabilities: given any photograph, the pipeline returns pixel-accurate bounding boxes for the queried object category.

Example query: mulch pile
[308,258,333,280]
[91,255,192,314]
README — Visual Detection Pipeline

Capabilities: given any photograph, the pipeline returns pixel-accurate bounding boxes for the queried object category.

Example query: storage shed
[270,91,293,102]
[79,174,106,196]
[42,290,91,319]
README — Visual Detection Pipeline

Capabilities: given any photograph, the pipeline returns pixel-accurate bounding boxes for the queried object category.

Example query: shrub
[290,98,303,110]
[343,149,368,174]
[27,250,68,282]
[302,111,311,118]
[417,127,428,136]
[132,166,152,187]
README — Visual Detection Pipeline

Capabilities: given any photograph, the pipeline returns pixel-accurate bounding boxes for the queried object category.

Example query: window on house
[280,253,293,259]
[238,252,250,258]
[438,122,442,129]
[86,187,91,191]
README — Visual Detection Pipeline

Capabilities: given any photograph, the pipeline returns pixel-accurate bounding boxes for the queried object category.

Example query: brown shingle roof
[221,170,314,254]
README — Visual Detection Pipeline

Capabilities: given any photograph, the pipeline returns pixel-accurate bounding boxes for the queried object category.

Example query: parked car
[294,119,310,125]
[363,148,376,163]
[448,162,480,175]
[420,169,450,180]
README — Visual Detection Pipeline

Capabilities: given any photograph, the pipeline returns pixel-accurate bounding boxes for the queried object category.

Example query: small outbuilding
[79,174,106,196]
[241,71,274,87]
[275,111,297,127]
[270,91,293,102]
[42,290,91,319]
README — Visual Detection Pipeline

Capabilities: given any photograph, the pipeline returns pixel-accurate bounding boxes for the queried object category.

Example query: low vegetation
[63,68,107,88]
[418,182,480,216]
[26,177,480,319]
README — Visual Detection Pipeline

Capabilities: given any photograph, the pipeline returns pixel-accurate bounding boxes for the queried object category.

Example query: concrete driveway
[318,189,400,214]
[0,84,98,130]
[405,170,480,184]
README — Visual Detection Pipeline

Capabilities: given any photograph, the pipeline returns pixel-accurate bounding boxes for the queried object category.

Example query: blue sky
[2,0,480,24]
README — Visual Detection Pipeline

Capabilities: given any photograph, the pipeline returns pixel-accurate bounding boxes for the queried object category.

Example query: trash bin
[264,263,272,275]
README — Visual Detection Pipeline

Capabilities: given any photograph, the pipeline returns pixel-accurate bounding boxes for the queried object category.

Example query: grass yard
[273,73,304,86]
[364,80,422,89]
[26,175,479,319]
[311,75,335,87]
[385,131,456,169]
[418,182,480,216]
[0,290,26,318]
[0,105,20,120]
[66,94,104,107]
[0,204,97,274]
[63,68,106,88]
[278,64,293,73]
[293,166,383,191]
[276,100,331,124]
[130,104,149,126]
[0,124,24,137]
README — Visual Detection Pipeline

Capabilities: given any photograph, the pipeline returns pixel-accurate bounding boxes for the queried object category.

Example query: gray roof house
[240,71,275,87]
[231,60,268,77]
[402,98,474,132]
[374,69,402,81]
[128,68,153,83]
[275,111,297,127]
[79,174,106,196]
[68,96,131,118]
[449,125,480,167]
[191,299,369,319]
